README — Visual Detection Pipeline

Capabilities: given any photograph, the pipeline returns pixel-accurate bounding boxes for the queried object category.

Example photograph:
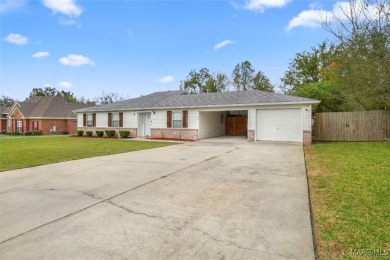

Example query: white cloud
[57,81,73,88]
[42,0,82,17]
[287,9,331,30]
[32,51,50,58]
[240,0,290,12]
[58,18,76,25]
[287,0,390,30]
[214,40,235,50]
[158,75,174,83]
[59,54,95,67]
[0,0,28,13]
[3,33,28,45]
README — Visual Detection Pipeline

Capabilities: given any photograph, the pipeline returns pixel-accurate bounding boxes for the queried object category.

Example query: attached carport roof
[74,90,320,112]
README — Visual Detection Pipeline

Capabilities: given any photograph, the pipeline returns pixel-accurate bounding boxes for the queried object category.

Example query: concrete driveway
[0,137,314,259]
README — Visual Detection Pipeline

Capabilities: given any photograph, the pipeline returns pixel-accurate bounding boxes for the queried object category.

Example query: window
[7,119,11,132]
[112,112,119,127]
[17,120,22,133]
[87,114,93,127]
[172,111,183,128]
[33,121,38,131]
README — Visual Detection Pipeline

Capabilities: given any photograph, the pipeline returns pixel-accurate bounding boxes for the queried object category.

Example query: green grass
[304,142,390,259]
[0,136,176,171]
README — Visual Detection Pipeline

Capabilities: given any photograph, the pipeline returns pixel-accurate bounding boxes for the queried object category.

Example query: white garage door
[256,109,302,142]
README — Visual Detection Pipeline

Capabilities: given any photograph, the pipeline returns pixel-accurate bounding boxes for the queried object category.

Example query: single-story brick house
[1,96,90,135]
[74,90,320,144]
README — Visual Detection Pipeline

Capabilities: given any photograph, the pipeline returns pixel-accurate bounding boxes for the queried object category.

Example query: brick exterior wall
[41,119,67,134]
[67,119,78,134]
[7,117,77,135]
[151,128,198,141]
[0,119,7,132]
[77,127,137,138]
[247,129,255,142]
[303,130,312,145]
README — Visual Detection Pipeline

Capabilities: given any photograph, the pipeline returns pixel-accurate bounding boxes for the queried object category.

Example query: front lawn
[0,136,176,171]
[305,142,390,259]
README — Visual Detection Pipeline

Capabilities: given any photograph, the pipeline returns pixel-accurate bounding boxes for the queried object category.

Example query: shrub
[11,131,21,135]
[63,131,69,135]
[76,130,84,136]
[96,131,104,137]
[25,131,32,136]
[105,129,116,138]
[33,130,42,135]
[86,131,93,137]
[119,130,130,138]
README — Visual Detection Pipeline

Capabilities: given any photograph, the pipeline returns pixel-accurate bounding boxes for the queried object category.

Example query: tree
[180,68,230,93]
[281,42,339,94]
[78,96,96,106]
[0,95,17,107]
[293,81,347,112]
[232,61,255,91]
[253,71,274,92]
[95,92,127,105]
[58,90,78,103]
[322,0,390,110]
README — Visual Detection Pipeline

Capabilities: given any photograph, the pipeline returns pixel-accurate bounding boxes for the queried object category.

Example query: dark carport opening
[198,110,248,140]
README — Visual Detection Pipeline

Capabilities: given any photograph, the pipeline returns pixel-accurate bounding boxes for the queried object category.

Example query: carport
[198,110,248,140]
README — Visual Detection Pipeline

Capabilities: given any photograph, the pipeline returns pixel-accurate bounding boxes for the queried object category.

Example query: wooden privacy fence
[312,110,390,141]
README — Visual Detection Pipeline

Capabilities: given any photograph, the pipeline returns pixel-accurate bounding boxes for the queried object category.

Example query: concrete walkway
[0,138,314,259]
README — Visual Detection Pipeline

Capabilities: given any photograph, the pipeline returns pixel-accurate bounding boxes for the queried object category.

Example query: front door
[138,113,151,136]
[143,113,151,136]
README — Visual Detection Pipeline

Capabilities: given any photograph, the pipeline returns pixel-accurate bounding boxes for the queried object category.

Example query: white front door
[143,113,151,136]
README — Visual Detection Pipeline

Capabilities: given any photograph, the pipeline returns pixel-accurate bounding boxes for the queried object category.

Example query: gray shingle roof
[0,106,12,114]
[75,90,320,112]
[11,96,91,118]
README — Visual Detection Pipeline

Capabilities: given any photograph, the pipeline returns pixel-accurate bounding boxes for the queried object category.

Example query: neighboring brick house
[74,90,320,144]
[1,96,90,135]
[0,107,11,133]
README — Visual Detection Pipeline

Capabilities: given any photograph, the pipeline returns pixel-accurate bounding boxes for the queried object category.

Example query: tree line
[179,61,274,94]
[0,87,129,107]
[281,0,389,112]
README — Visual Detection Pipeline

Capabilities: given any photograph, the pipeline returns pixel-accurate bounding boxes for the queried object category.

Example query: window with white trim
[87,114,93,127]
[172,111,183,128]
[112,112,119,127]
[7,119,11,132]
[33,121,38,131]
[17,120,22,133]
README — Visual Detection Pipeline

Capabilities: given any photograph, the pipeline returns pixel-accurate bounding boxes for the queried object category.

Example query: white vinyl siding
[198,111,225,139]
[303,106,312,131]
[77,113,83,127]
[188,110,199,129]
[256,109,302,142]
[96,112,107,127]
[151,110,167,128]
[247,108,256,130]
[123,111,137,128]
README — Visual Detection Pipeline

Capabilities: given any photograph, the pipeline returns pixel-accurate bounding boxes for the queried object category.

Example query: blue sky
[1,0,342,101]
